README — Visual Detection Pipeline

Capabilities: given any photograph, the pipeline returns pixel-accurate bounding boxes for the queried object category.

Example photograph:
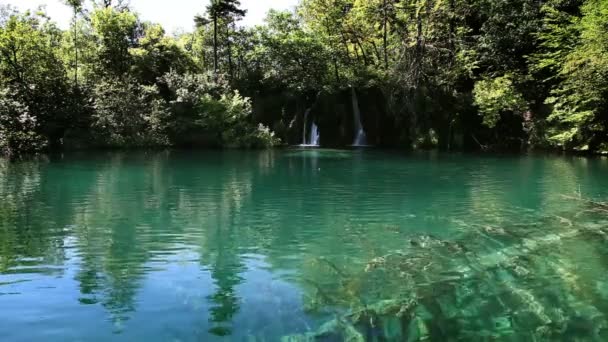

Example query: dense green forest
[1,0,607,156]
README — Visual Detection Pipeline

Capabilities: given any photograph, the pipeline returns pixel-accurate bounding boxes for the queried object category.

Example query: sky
[2,0,300,33]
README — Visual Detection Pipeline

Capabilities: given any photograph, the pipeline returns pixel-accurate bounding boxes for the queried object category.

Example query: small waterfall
[300,108,320,146]
[302,108,311,145]
[351,88,368,146]
[309,123,320,146]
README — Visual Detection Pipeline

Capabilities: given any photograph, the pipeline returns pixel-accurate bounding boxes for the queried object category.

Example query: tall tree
[532,0,608,150]
[95,0,130,10]
[90,7,137,78]
[205,0,246,75]
[0,11,70,153]
[63,0,83,87]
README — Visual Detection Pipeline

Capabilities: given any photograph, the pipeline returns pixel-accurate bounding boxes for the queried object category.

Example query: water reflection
[1,151,608,340]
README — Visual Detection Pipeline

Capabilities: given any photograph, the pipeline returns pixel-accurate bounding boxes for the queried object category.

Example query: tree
[534,0,608,151]
[475,0,543,74]
[254,10,331,92]
[90,7,137,78]
[130,23,195,86]
[91,77,168,146]
[205,0,246,75]
[0,10,71,152]
[473,74,527,129]
[3,0,608,155]
[62,0,84,87]
[94,0,130,10]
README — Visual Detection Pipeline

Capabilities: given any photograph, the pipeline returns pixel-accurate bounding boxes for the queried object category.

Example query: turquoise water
[1,150,608,341]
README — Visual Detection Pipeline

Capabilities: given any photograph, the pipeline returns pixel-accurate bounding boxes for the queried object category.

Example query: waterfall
[351,88,368,146]
[309,123,320,146]
[300,108,320,146]
[302,108,310,145]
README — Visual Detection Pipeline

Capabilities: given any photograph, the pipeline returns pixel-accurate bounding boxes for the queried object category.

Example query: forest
[1,0,607,156]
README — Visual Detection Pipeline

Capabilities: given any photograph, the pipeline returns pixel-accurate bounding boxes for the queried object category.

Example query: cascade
[309,122,320,146]
[351,88,368,146]
[300,108,320,146]
[302,108,310,145]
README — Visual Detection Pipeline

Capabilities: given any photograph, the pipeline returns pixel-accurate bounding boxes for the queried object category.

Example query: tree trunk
[414,0,424,86]
[383,0,389,69]
[449,0,456,53]
[73,10,78,88]
[353,43,361,62]
[339,31,352,65]
[355,38,369,66]
[371,40,382,65]
[333,58,340,83]
[213,13,218,75]
[227,23,233,79]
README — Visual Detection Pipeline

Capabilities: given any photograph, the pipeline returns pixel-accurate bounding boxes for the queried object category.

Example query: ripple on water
[1,150,608,340]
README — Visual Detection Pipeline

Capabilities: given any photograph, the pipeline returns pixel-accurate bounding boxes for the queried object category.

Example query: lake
[1,150,608,341]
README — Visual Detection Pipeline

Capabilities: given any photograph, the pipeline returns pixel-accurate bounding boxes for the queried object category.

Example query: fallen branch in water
[561,194,608,209]
[286,204,608,341]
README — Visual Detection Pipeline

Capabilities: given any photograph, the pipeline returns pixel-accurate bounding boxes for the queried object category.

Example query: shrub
[163,71,280,148]
[473,74,527,128]
[0,87,47,157]
[91,78,169,147]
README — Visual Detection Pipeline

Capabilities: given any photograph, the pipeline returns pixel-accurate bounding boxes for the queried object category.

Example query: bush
[0,87,47,157]
[197,90,280,148]
[91,78,169,147]
[163,71,280,148]
[473,74,527,128]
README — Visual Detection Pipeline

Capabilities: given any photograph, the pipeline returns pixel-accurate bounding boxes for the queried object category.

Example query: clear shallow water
[1,150,608,341]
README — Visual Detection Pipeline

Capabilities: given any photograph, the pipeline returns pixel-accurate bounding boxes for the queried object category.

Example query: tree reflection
[0,157,68,275]
[2,151,608,339]
[69,152,173,325]
[206,249,244,336]
[193,153,252,336]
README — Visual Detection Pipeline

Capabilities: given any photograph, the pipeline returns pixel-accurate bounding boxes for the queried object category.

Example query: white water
[351,88,369,146]
[300,108,320,147]
[302,108,310,145]
[309,123,320,146]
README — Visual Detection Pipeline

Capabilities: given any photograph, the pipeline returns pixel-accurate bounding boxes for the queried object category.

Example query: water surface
[1,150,608,341]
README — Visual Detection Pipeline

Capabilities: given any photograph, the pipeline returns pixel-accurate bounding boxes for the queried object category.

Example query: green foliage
[197,91,278,148]
[91,78,169,147]
[533,0,608,150]
[207,0,247,20]
[0,87,47,156]
[0,4,281,155]
[161,70,227,103]
[162,70,279,148]
[203,0,247,76]
[473,75,527,128]
[90,7,137,77]
[2,0,608,155]
[0,9,70,152]
[252,10,332,92]
[63,0,84,11]
[477,0,543,73]
[129,23,195,85]
[60,17,95,85]
[529,4,579,79]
